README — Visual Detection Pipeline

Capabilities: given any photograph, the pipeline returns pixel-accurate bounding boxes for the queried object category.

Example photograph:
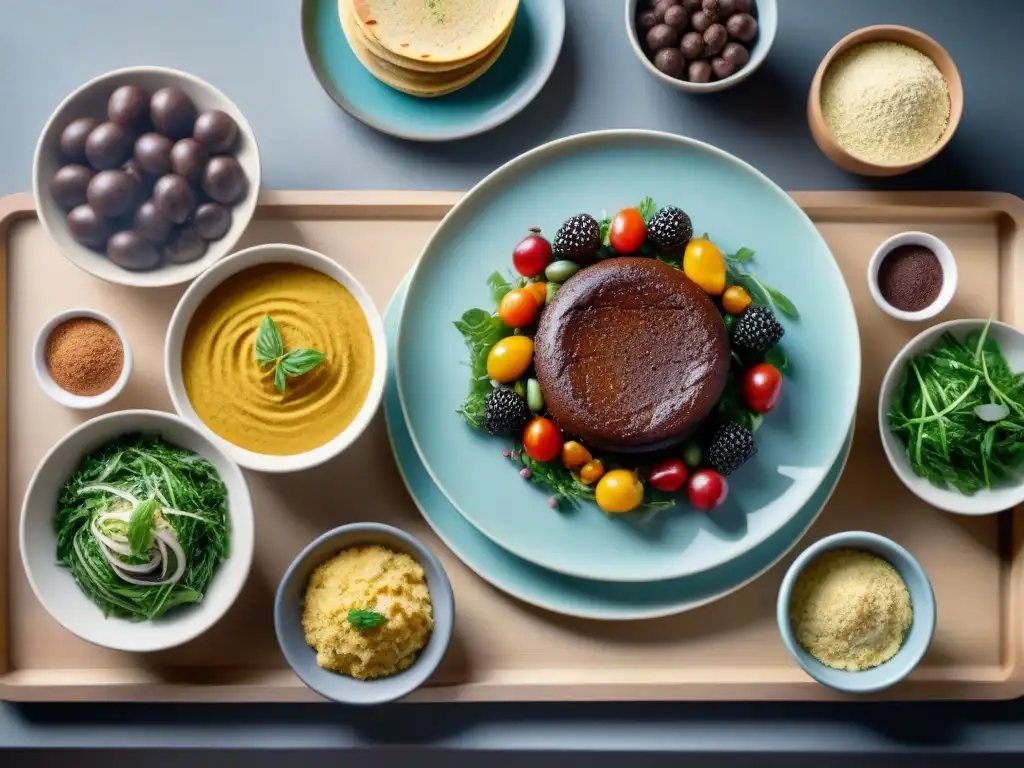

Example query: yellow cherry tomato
[525,281,548,306]
[579,459,605,485]
[722,285,752,315]
[595,469,644,514]
[486,335,534,383]
[683,238,727,295]
[498,287,539,328]
[561,440,592,469]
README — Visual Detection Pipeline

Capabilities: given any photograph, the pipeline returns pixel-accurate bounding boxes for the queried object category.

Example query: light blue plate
[385,272,854,620]
[301,0,564,141]
[396,130,861,583]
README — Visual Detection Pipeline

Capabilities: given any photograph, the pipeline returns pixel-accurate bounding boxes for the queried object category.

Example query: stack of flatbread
[340,0,520,97]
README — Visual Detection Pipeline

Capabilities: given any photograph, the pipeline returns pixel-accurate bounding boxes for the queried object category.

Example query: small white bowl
[32,65,261,289]
[624,0,778,94]
[33,308,133,410]
[878,318,1024,515]
[20,409,254,653]
[164,243,387,473]
[867,231,957,322]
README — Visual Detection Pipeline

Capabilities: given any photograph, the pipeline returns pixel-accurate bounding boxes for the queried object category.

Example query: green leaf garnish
[279,348,328,377]
[126,498,158,558]
[730,247,755,263]
[348,608,387,631]
[454,307,507,428]
[254,315,285,365]
[637,196,656,223]
[764,344,789,374]
[255,315,327,393]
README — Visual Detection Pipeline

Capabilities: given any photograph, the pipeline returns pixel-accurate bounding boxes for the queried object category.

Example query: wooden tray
[1,190,1023,702]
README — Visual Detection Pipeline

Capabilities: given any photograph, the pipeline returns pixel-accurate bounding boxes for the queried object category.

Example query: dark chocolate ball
[731,0,751,13]
[717,0,738,15]
[690,10,712,33]
[169,138,207,186]
[133,199,174,243]
[680,31,704,59]
[107,85,149,129]
[681,0,702,10]
[637,10,659,32]
[121,158,151,195]
[85,121,132,170]
[726,12,757,42]
[650,0,672,22]
[60,117,99,164]
[193,110,239,154]
[152,174,196,224]
[134,132,173,176]
[663,5,689,31]
[722,41,750,68]
[646,23,678,51]
[150,87,197,140]
[701,0,719,21]
[66,205,110,248]
[202,156,247,205]
[107,230,162,271]
[193,202,232,241]
[687,59,712,83]
[711,57,736,79]
[703,23,728,56]
[653,47,685,78]
[164,226,208,264]
[51,164,95,210]
[86,170,137,219]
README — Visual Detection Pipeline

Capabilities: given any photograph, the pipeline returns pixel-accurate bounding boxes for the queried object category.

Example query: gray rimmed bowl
[274,523,454,705]
[777,531,935,695]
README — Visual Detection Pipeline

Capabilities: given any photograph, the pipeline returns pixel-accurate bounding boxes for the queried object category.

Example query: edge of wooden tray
[2,190,1023,703]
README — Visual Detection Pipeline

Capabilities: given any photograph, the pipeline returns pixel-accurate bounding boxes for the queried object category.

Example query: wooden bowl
[807,26,963,177]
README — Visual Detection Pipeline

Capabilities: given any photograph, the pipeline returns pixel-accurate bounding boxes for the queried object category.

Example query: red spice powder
[45,317,123,396]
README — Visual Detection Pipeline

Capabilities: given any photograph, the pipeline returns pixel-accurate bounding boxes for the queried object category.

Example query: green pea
[526,378,544,412]
[545,260,580,283]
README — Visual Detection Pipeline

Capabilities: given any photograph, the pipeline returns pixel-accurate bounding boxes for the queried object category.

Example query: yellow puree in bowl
[182,264,375,455]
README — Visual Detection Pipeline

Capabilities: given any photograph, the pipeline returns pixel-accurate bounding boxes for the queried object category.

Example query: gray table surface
[2,0,1024,756]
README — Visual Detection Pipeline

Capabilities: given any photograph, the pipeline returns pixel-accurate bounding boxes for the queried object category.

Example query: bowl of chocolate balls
[626,0,777,92]
[32,66,261,288]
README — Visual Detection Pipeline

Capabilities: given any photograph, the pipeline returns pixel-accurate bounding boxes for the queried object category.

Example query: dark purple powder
[877,245,943,312]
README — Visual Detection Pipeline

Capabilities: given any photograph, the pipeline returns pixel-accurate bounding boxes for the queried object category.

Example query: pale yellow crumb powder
[821,41,950,166]
[301,545,434,680]
[789,549,912,672]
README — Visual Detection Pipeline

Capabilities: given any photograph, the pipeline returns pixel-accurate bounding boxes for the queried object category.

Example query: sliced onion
[100,545,160,574]
[157,536,169,580]
[976,403,1011,422]
[155,528,187,584]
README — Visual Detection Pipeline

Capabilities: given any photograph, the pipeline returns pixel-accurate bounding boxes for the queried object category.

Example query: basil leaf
[273,365,286,394]
[127,498,157,558]
[765,345,789,374]
[767,286,800,319]
[348,608,386,631]
[729,247,755,263]
[254,315,285,366]
[280,348,327,378]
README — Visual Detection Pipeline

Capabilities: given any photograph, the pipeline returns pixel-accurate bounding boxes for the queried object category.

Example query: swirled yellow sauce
[182,264,374,455]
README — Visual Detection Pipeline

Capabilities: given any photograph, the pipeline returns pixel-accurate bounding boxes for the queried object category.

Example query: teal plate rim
[300,0,565,142]
[384,271,856,621]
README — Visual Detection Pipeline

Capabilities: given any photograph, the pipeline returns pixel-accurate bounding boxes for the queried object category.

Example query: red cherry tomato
[742,363,783,414]
[609,208,647,254]
[647,458,689,493]
[522,417,563,463]
[687,469,728,511]
[498,287,539,328]
[513,234,553,278]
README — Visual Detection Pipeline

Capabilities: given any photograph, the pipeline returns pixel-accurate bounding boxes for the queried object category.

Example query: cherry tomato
[513,234,553,278]
[647,458,689,493]
[522,417,563,463]
[742,363,783,414]
[498,287,539,328]
[722,285,752,315]
[682,238,726,295]
[525,281,548,306]
[609,208,647,254]
[687,469,728,511]
[579,459,605,485]
[486,335,534,383]
[561,440,592,469]
[595,469,645,514]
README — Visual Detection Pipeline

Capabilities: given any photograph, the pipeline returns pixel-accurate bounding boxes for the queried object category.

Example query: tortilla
[351,0,519,65]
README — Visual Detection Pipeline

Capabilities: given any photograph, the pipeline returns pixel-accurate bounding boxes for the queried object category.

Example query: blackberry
[732,305,784,355]
[553,214,600,261]
[484,387,531,437]
[707,422,757,476]
[647,205,693,250]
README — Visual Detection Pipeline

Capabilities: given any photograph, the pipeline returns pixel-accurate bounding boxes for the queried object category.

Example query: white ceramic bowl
[867,231,957,322]
[19,409,254,653]
[164,243,387,473]
[33,307,133,409]
[878,318,1024,515]
[32,65,261,289]
[625,0,778,94]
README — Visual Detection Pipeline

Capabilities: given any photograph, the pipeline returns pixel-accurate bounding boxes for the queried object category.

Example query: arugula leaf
[454,308,507,428]
[348,608,387,631]
[126,498,157,558]
[254,315,285,365]
[279,348,327,377]
[637,196,656,223]
[487,271,516,304]
[730,247,755,263]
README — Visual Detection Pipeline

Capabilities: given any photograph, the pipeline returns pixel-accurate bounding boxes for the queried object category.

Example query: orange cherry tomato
[579,459,605,485]
[609,207,648,254]
[498,288,539,328]
[522,417,562,463]
[561,440,592,469]
[722,285,752,315]
[525,281,548,306]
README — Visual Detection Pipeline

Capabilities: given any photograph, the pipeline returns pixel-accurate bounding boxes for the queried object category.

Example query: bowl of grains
[867,231,957,321]
[33,308,132,409]
[777,531,936,695]
[808,25,963,177]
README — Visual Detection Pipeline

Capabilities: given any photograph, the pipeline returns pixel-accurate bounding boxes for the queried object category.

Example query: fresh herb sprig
[348,608,387,631]
[725,246,799,319]
[888,316,1024,494]
[254,315,327,394]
